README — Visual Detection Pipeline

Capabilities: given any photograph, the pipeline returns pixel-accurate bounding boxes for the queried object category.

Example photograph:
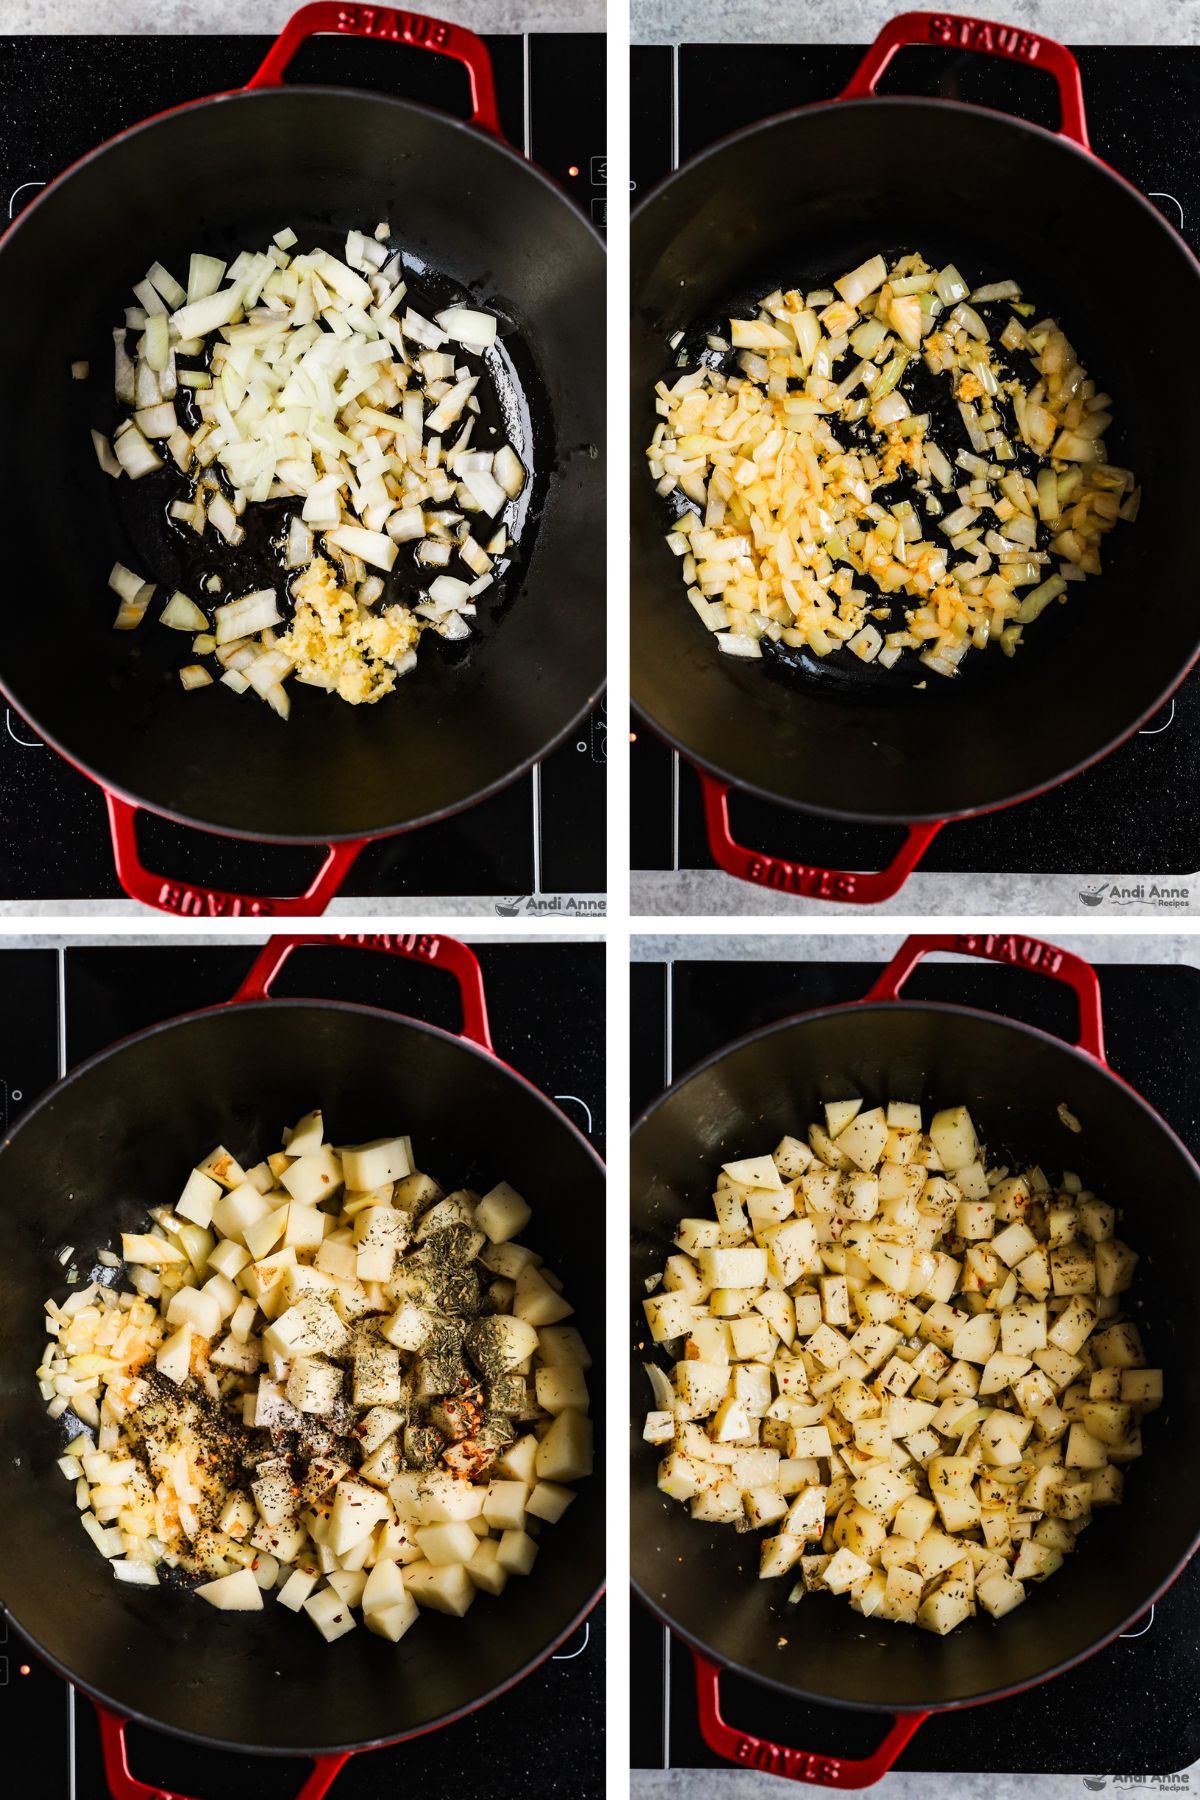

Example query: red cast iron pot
[631,11,1200,904]
[0,4,605,917]
[631,933,1200,1784]
[0,932,605,1799]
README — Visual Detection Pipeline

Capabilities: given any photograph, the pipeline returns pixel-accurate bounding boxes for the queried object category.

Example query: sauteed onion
[646,253,1139,677]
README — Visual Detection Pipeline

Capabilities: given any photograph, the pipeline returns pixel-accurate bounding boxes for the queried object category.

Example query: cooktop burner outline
[632,43,1200,886]
[644,957,1200,1771]
[0,929,604,1793]
[0,32,606,907]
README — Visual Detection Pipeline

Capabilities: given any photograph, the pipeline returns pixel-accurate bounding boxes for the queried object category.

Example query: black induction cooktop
[630,947,1200,1777]
[0,937,604,1800]
[0,32,606,906]
[631,42,1200,885]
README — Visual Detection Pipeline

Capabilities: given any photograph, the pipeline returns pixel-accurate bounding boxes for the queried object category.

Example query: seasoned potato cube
[1050,1246,1096,1296]
[866,1239,912,1293]
[950,1313,999,1365]
[1092,1323,1145,1369]
[853,1468,913,1519]
[1120,1369,1162,1411]
[404,1560,476,1616]
[728,1315,774,1361]
[286,1358,343,1415]
[759,1533,805,1579]
[353,1341,402,1408]
[1000,1302,1047,1358]
[825,1099,864,1137]
[698,1246,768,1290]
[1064,1424,1108,1470]
[773,1135,813,1178]
[917,1578,972,1636]
[1012,1540,1062,1584]
[977,1571,1026,1619]
[837,1107,889,1172]
[955,1201,995,1241]
[929,1106,978,1173]
[822,1546,872,1594]
[1095,1238,1139,1297]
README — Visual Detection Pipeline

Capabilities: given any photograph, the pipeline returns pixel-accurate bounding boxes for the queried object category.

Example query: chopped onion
[91,430,122,478]
[160,592,209,632]
[178,664,213,690]
[214,589,280,644]
[436,306,498,351]
[325,524,398,573]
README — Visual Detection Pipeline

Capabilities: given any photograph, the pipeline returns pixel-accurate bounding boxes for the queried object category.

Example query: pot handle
[700,773,943,905]
[864,931,1106,1062]
[230,930,494,1053]
[694,1653,928,1789]
[97,1706,349,1800]
[106,792,366,919]
[246,1,503,138]
[839,10,1089,151]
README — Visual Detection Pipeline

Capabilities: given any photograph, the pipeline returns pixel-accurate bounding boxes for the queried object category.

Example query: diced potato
[196,1568,263,1611]
[404,1560,476,1617]
[415,1522,478,1566]
[918,1579,973,1635]
[475,1182,532,1242]
[929,1106,978,1172]
[526,1481,575,1524]
[514,1264,574,1327]
[341,1137,412,1192]
[466,1536,509,1596]
[303,1585,358,1640]
[496,1529,538,1576]
[535,1409,593,1482]
[482,1481,528,1531]
[837,1107,889,1172]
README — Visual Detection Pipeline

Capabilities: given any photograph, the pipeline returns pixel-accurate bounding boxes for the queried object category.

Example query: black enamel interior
[0,88,605,841]
[630,1000,1200,1711]
[0,1000,605,1753]
[631,98,1200,823]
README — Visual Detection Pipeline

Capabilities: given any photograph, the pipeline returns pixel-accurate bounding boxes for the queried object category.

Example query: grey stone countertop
[630,931,1199,965]
[630,870,1200,920]
[0,1,603,31]
[631,0,1200,44]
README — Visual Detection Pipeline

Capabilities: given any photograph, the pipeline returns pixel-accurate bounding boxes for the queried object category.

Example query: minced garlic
[282,557,421,706]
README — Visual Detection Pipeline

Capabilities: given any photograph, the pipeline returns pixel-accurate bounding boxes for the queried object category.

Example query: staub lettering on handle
[333,932,441,960]
[336,6,451,48]
[927,13,1042,61]
[157,884,274,918]
[734,1736,842,1782]
[960,932,1064,974]
[746,855,859,902]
